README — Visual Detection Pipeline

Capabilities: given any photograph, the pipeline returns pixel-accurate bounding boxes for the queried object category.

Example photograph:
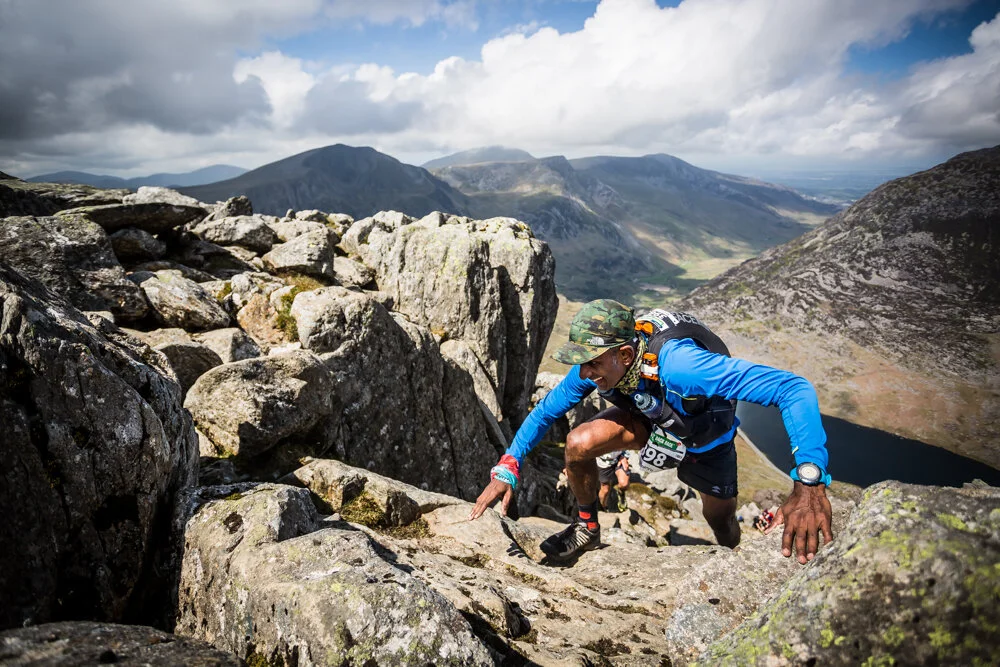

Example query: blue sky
[1,0,998,178]
[275,1,995,80]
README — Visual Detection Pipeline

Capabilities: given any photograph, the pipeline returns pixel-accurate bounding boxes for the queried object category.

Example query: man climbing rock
[469,299,833,565]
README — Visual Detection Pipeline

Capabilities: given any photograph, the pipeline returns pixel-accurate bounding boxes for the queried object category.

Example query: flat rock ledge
[0,621,241,666]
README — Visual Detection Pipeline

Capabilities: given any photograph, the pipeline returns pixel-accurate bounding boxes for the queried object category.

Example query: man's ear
[619,344,636,366]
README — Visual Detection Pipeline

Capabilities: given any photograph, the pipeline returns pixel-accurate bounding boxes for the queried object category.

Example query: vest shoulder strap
[638,310,731,358]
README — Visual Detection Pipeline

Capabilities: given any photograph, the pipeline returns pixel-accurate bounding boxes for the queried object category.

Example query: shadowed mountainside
[180,144,469,220]
[683,145,1000,468]
[434,151,839,303]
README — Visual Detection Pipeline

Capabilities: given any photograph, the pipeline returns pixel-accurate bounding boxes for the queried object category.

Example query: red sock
[578,501,599,531]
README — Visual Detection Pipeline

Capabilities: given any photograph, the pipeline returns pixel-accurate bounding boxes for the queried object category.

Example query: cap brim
[551,341,611,365]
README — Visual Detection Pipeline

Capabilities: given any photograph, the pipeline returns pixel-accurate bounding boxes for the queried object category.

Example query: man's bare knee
[565,426,602,463]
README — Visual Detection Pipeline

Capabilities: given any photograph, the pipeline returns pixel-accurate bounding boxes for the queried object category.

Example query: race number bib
[639,426,687,470]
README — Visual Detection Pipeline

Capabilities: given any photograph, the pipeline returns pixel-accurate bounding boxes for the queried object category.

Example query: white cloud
[234,52,317,128]
[2,0,998,177]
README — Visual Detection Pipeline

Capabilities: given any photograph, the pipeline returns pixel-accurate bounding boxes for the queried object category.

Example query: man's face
[578,346,629,390]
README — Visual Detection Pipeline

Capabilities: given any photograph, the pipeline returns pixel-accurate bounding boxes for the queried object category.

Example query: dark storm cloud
[0,0,276,140]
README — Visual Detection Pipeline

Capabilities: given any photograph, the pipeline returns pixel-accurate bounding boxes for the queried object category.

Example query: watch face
[798,463,821,483]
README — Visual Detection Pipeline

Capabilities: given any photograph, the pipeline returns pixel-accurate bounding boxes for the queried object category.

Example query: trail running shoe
[615,489,629,513]
[540,521,601,562]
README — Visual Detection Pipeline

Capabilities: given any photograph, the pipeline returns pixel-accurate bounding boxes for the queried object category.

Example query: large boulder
[345,211,557,431]
[174,484,494,666]
[130,328,224,398]
[0,179,128,217]
[131,270,231,331]
[0,214,149,322]
[57,199,207,235]
[0,622,241,666]
[193,327,262,363]
[191,215,279,253]
[261,227,337,280]
[290,286,499,499]
[184,350,337,459]
[123,186,203,208]
[0,262,198,629]
[203,195,253,221]
[696,481,1000,666]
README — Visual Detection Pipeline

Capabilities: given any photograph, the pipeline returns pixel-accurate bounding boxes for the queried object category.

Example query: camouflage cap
[552,299,636,365]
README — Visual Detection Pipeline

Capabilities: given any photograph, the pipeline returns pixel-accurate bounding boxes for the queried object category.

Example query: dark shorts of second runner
[598,458,625,485]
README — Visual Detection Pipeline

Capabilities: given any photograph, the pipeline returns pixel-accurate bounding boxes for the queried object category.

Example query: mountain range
[682,145,1000,468]
[28,164,247,189]
[177,144,837,302]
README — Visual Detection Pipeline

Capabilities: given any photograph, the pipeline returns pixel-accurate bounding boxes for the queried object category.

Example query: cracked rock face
[175,484,495,666]
[697,481,1000,667]
[0,262,198,628]
[0,215,150,322]
[291,286,500,500]
[346,210,558,432]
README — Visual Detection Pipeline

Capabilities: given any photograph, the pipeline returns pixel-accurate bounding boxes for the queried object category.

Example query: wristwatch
[790,462,832,486]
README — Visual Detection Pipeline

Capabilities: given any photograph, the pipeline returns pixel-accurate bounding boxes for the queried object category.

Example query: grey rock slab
[0,621,241,666]
[193,327,262,362]
[59,200,207,234]
[175,484,494,666]
[332,255,374,288]
[262,227,337,280]
[130,260,217,283]
[123,186,204,208]
[132,269,231,331]
[151,338,223,398]
[161,231,257,278]
[0,263,197,628]
[203,195,253,221]
[352,211,557,430]
[290,287,498,499]
[191,215,279,253]
[294,209,331,222]
[695,481,1000,667]
[0,179,128,217]
[288,457,463,521]
[184,350,337,458]
[0,214,150,322]
[269,218,328,242]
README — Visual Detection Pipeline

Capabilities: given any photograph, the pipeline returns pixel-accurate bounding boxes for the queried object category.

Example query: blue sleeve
[659,339,828,469]
[505,367,596,465]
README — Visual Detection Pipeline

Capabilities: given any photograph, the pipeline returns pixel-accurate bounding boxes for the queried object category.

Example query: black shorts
[677,439,738,499]
[598,457,625,485]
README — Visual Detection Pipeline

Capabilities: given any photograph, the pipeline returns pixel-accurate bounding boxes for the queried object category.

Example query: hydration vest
[599,309,737,447]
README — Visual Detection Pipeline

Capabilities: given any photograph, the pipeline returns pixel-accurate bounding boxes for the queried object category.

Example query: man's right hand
[468,478,514,520]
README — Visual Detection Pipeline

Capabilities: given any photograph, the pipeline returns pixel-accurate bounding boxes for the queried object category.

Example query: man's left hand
[765,482,833,564]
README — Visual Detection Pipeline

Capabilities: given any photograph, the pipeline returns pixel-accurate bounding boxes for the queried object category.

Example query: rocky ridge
[1,177,997,665]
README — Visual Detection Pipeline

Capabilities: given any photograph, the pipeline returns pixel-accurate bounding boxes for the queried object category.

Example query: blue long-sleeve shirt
[506,338,828,470]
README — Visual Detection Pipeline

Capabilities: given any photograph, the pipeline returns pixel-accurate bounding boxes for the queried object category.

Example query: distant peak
[423,146,536,170]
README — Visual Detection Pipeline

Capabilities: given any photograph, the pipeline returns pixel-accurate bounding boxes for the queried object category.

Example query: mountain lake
[736,402,1000,488]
